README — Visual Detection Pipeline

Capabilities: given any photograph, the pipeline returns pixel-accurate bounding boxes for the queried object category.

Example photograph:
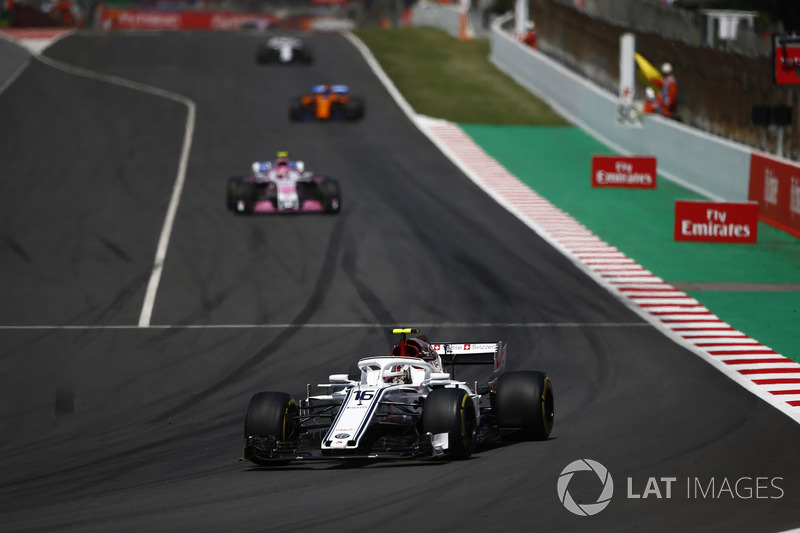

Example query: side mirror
[328,374,352,384]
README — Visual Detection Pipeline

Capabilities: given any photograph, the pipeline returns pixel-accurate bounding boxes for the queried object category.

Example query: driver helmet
[274,151,290,167]
[391,336,434,359]
[384,364,410,384]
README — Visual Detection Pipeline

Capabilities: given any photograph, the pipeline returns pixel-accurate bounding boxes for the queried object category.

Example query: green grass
[353,26,567,125]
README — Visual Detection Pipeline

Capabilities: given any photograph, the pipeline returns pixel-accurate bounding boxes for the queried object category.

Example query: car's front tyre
[227,177,254,214]
[320,178,341,214]
[346,97,365,120]
[244,391,298,441]
[243,392,298,466]
[421,387,477,459]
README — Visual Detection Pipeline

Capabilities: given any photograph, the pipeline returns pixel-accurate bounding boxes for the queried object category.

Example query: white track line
[137,109,195,327]
[0,321,650,330]
[34,55,196,328]
[0,31,39,94]
[3,32,196,328]
[344,32,800,423]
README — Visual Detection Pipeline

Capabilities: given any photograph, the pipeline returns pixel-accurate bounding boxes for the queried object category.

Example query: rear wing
[312,84,350,94]
[432,342,506,384]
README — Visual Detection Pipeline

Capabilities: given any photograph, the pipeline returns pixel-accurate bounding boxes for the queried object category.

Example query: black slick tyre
[255,46,274,64]
[226,177,241,211]
[495,371,554,440]
[289,98,306,121]
[320,178,341,214]
[244,392,298,441]
[346,97,365,120]
[421,387,477,459]
[228,178,254,214]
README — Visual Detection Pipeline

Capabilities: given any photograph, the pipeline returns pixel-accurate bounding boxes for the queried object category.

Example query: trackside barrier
[410,7,760,205]
[489,13,800,237]
[485,13,753,203]
[411,1,462,40]
[97,8,276,30]
[748,155,800,238]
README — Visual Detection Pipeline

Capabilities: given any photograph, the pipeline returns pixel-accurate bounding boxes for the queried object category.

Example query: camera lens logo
[557,459,614,516]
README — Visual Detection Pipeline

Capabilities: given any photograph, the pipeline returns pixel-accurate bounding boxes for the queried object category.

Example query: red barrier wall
[748,154,800,238]
[98,8,276,31]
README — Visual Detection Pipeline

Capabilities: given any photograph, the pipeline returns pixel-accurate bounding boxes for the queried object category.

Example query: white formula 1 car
[255,36,312,64]
[242,329,554,465]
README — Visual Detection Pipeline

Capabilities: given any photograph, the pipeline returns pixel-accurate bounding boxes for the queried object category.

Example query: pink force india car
[241,328,554,466]
[226,152,341,214]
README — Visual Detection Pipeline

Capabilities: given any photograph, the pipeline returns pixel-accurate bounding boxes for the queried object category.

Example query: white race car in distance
[255,36,312,64]
[242,328,554,465]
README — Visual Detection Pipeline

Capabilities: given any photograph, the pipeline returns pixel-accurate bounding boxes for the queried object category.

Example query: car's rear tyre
[244,392,298,441]
[321,178,341,214]
[421,387,476,459]
[495,371,554,440]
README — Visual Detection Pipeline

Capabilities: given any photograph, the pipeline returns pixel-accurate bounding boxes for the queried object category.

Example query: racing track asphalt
[1,31,799,532]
